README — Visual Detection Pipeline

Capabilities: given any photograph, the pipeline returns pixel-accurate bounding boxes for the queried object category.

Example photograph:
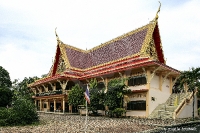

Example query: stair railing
[173,92,193,119]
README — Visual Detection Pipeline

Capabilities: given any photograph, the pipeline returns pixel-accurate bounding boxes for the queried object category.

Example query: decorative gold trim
[49,20,157,72]
[55,27,60,42]
[140,22,157,58]
[59,43,71,69]
[154,1,161,21]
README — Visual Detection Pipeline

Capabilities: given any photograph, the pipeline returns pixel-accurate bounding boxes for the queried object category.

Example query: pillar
[40,99,42,111]
[69,105,72,113]
[63,98,65,113]
[54,99,56,112]
[105,78,108,93]
[124,73,128,86]
[146,91,149,117]
[146,69,151,117]
[34,100,37,106]
[169,76,172,94]
[146,69,151,89]
[47,99,49,112]
[159,73,163,91]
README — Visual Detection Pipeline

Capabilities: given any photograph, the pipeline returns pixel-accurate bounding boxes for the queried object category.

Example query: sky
[0,0,200,81]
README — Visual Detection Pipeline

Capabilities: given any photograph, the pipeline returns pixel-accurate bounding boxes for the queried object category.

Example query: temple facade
[29,8,197,118]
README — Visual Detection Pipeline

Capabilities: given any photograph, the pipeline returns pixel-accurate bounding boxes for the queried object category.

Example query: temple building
[28,5,198,118]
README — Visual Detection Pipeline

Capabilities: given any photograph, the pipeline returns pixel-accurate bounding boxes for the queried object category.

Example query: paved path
[0,114,156,133]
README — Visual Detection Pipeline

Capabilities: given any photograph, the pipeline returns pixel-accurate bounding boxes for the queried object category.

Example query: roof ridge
[62,22,153,53]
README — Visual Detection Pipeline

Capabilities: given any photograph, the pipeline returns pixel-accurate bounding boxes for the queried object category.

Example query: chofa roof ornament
[155,1,161,21]
[55,27,60,43]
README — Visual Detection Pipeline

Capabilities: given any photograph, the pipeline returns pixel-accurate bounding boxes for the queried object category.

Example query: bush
[112,108,126,117]
[7,98,39,125]
[0,107,10,126]
[0,98,39,126]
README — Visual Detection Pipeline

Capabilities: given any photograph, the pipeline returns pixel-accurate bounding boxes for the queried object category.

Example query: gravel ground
[0,113,158,133]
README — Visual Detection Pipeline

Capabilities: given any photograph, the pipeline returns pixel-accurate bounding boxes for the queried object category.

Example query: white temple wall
[150,75,159,90]
[162,78,170,93]
[148,89,170,115]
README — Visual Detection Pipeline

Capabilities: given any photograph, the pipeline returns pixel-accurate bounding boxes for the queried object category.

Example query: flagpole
[84,97,88,133]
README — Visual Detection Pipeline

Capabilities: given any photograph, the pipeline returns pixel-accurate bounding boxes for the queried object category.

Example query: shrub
[7,98,39,125]
[112,108,126,117]
[0,107,10,126]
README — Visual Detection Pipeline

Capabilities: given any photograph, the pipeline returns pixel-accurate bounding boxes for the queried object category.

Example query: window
[43,103,47,108]
[128,76,147,86]
[97,82,105,90]
[127,100,146,110]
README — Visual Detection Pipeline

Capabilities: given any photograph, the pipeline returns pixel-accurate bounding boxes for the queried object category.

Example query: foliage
[0,98,39,126]
[174,67,200,95]
[104,78,127,111]
[88,78,98,89]
[88,78,105,115]
[112,108,126,117]
[68,84,84,107]
[0,107,10,126]
[12,77,39,101]
[8,98,39,125]
[0,87,13,107]
[0,66,13,107]
[41,74,48,78]
[0,66,12,88]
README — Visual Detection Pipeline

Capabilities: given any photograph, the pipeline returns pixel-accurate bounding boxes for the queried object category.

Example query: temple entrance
[50,103,54,112]
[56,103,62,111]
[65,102,69,112]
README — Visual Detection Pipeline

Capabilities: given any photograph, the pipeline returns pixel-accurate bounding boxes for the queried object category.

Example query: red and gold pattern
[28,18,178,87]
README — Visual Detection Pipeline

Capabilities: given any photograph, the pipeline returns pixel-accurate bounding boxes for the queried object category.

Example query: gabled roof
[49,20,165,76]
[28,18,180,87]
[28,3,181,87]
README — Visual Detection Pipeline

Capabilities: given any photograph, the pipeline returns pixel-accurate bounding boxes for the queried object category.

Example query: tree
[88,78,105,115]
[175,67,200,93]
[174,67,200,120]
[0,75,39,126]
[41,74,47,78]
[0,66,12,88]
[6,98,39,126]
[0,66,13,107]
[68,84,84,108]
[104,77,127,110]
[0,87,13,107]
[12,76,39,101]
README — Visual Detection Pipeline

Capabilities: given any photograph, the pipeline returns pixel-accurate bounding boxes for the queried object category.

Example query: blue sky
[0,0,200,81]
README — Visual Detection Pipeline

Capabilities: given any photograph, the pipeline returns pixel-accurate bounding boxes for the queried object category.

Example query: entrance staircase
[148,92,193,119]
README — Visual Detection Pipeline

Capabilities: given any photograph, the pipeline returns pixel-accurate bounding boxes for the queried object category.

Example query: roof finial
[55,27,60,42]
[155,1,161,21]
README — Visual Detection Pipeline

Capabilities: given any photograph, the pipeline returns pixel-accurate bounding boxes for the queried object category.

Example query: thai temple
[28,4,198,119]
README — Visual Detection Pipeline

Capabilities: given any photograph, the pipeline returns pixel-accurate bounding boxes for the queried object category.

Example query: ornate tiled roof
[63,22,158,71]
[66,28,148,69]
[28,3,180,88]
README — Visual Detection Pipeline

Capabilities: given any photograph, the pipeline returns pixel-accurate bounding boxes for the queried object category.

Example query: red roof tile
[66,28,148,69]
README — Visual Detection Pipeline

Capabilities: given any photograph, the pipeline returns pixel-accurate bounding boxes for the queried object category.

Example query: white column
[63,98,65,113]
[54,99,56,112]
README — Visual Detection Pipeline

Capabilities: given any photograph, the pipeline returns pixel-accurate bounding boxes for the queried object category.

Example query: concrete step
[148,92,192,119]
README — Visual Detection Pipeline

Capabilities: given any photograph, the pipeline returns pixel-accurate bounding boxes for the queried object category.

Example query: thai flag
[84,85,90,104]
